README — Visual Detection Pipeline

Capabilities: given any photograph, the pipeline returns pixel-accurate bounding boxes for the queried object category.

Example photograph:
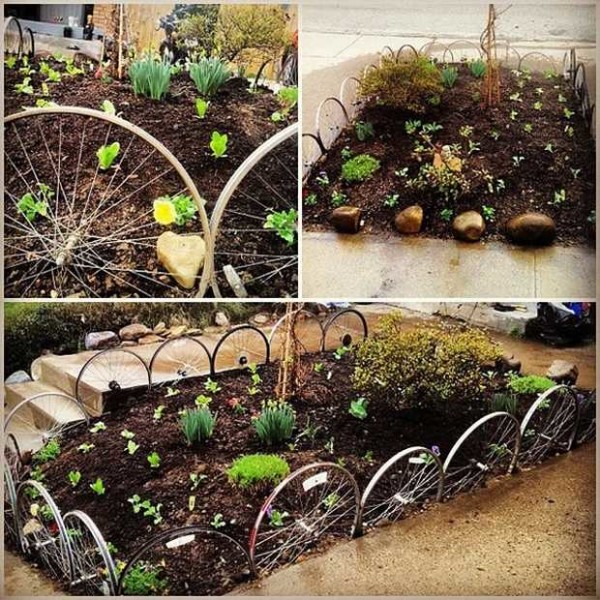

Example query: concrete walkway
[238,442,596,596]
[302,233,596,299]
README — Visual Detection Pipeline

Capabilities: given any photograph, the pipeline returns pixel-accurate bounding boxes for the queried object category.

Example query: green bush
[507,374,556,395]
[253,400,296,446]
[341,154,381,183]
[226,453,290,488]
[175,5,219,56]
[352,312,502,411]
[128,57,171,100]
[180,407,217,445]
[359,55,444,113]
[121,562,168,595]
[188,58,231,97]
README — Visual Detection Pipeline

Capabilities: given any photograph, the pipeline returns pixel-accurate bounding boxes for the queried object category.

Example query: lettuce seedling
[5,55,17,69]
[147,452,161,469]
[349,397,368,420]
[68,471,82,487]
[90,478,106,495]
[96,142,120,170]
[263,209,297,244]
[101,99,116,115]
[126,440,140,455]
[14,77,34,95]
[195,98,209,119]
[209,131,228,158]
[17,192,48,222]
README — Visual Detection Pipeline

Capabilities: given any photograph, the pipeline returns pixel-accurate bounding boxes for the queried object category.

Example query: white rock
[157,232,206,290]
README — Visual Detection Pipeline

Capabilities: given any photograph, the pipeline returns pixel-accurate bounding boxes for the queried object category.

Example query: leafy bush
[406,161,470,202]
[253,400,296,446]
[226,454,290,488]
[507,374,556,395]
[180,407,217,445]
[189,58,231,97]
[121,562,168,595]
[359,55,444,113]
[128,57,171,100]
[174,5,220,56]
[341,154,381,183]
[352,312,502,411]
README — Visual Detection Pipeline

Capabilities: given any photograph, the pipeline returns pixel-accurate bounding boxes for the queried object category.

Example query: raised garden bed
[303,53,595,247]
[4,55,298,298]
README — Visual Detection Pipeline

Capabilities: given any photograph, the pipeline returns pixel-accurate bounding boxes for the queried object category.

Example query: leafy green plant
[153,194,198,227]
[481,205,496,222]
[34,439,61,464]
[129,57,171,100]
[195,394,212,408]
[147,452,161,469]
[489,130,500,141]
[470,59,486,78]
[189,58,231,97]
[404,119,422,135]
[128,495,163,525]
[557,93,567,103]
[253,400,296,446]
[563,107,574,120]
[66,62,84,77]
[459,125,474,138]
[331,190,347,207]
[268,508,289,528]
[360,55,443,113]
[564,125,574,138]
[190,472,208,491]
[523,123,533,134]
[467,140,480,155]
[341,154,381,183]
[533,101,543,111]
[263,209,297,244]
[226,453,290,488]
[77,443,95,454]
[507,374,556,395]
[277,86,298,110]
[68,471,82,487]
[204,378,221,394]
[121,562,167,595]
[315,171,330,186]
[305,193,318,206]
[348,397,368,420]
[195,97,209,119]
[96,142,120,170]
[441,66,458,88]
[440,208,454,222]
[17,184,52,222]
[90,478,106,496]
[313,362,324,373]
[5,55,17,69]
[15,76,34,95]
[126,440,140,455]
[323,493,340,509]
[570,168,581,180]
[295,416,321,446]
[550,188,566,205]
[491,392,518,415]
[509,109,518,121]
[509,92,522,102]
[121,429,135,440]
[544,143,554,153]
[89,421,107,433]
[334,345,352,360]
[406,162,469,202]
[153,405,166,421]
[383,193,400,209]
[210,513,226,529]
[180,407,217,445]
[354,121,375,141]
[209,131,228,158]
[512,155,524,167]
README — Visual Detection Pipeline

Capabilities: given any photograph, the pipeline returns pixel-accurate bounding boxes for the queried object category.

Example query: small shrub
[441,66,458,88]
[341,154,381,183]
[406,162,470,202]
[227,453,290,488]
[121,562,168,595]
[189,58,230,97]
[253,400,296,446]
[507,374,556,395]
[180,407,217,445]
[359,55,443,114]
[352,312,502,411]
[129,57,171,100]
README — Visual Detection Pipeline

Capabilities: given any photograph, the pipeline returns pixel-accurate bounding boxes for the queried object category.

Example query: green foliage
[34,439,61,464]
[348,397,369,420]
[491,392,518,415]
[153,405,166,421]
[355,121,375,141]
[180,407,217,445]
[89,421,107,433]
[121,429,135,440]
[90,478,106,495]
[470,59,486,78]
[174,5,219,56]
[406,162,469,202]
[269,509,289,527]
[441,66,458,88]
[263,209,297,244]
[330,190,347,207]
[126,440,140,455]
[101,100,116,115]
[195,97,209,119]
[304,193,318,206]
[209,131,228,158]
[15,76,34,95]
[226,453,290,488]
[5,55,17,69]
[481,205,496,222]
[189,58,231,97]
[121,562,167,596]
[147,452,161,469]
[341,154,381,183]
[360,55,444,113]
[129,57,171,100]
[352,312,502,411]
[128,494,163,524]
[17,183,52,222]
[210,513,226,529]
[195,394,212,408]
[77,443,95,454]
[253,400,296,446]
[96,142,120,170]
[440,207,454,222]
[383,193,400,208]
[190,472,208,490]
[507,374,556,395]
[277,86,298,111]
[204,378,221,394]
[550,188,566,206]
[68,471,81,487]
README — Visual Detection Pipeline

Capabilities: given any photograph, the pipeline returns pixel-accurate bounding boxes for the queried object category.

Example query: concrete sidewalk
[302,233,596,299]
[238,442,596,596]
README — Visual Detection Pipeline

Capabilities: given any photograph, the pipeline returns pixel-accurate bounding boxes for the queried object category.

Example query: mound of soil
[303,64,595,246]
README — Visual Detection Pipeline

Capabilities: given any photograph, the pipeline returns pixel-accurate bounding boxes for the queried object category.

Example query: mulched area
[4,56,297,298]
[303,64,595,246]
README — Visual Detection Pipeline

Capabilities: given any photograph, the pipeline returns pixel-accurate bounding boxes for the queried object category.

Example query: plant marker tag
[166,534,195,549]
[408,457,426,465]
[303,471,328,491]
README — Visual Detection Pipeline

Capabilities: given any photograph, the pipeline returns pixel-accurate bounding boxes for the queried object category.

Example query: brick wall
[92,4,116,37]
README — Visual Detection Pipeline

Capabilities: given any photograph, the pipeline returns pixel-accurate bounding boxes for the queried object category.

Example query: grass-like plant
[341,154,381,183]
[470,59,486,78]
[226,453,290,488]
[253,400,296,446]
[441,66,458,88]
[189,58,231,97]
[129,57,171,100]
[180,407,217,445]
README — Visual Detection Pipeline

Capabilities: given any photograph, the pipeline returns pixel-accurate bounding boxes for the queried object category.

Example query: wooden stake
[117,4,124,80]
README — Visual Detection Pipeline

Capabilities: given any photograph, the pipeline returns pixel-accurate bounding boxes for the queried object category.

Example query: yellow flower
[153,198,177,226]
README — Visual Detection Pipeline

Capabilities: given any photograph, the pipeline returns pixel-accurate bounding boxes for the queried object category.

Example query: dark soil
[303,64,595,246]
[22,348,525,596]
[4,56,297,298]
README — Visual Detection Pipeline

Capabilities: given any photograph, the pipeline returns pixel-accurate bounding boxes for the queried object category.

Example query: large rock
[85,331,120,350]
[30,357,45,381]
[546,360,578,384]
[251,312,271,325]
[138,334,165,346]
[329,206,362,234]
[157,232,206,289]
[394,205,423,234]
[153,321,167,335]
[505,212,556,246]
[5,370,32,384]
[165,325,187,338]
[119,323,151,341]
[452,210,485,242]
[214,311,230,327]
[496,353,522,374]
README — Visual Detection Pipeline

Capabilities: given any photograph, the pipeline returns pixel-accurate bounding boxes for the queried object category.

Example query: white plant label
[408,457,426,465]
[166,534,196,549]
[303,471,328,491]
